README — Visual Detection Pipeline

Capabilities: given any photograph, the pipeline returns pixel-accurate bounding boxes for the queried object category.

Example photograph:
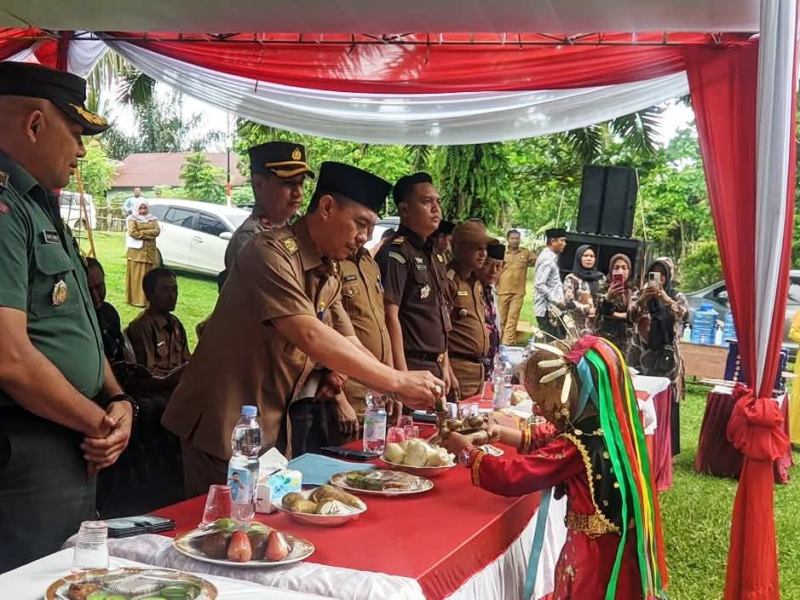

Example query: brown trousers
[181,439,228,498]
[498,293,525,345]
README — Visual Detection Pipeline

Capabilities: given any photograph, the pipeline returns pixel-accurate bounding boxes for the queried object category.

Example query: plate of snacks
[172,518,314,568]
[46,567,217,600]
[331,469,434,496]
[379,439,456,477]
[275,485,367,526]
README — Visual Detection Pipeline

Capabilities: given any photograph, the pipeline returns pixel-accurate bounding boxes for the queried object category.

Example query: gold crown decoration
[291,147,302,161]
[69,103,107,126]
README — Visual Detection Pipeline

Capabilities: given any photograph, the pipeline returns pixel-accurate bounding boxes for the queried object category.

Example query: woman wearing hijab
[563,244,605,334]
[630,258,688,454]
[125,199,161,307]
[596,253,639,357]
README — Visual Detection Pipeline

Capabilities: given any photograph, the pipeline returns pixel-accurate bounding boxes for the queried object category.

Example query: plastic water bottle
[493,349,513,409]
[681,323,692,342]
[363,391,387,453]
[723,311,736,342]
[713,322,724,345]
[227,405,261,522]
[690,303,718,345]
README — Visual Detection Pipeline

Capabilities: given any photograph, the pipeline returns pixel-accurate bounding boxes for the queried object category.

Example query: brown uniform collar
[292,217,324,272]
[397,224,429,250]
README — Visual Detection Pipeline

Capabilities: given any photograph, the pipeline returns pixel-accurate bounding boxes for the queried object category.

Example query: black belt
[450,353,484,364]
[406,351,445,363]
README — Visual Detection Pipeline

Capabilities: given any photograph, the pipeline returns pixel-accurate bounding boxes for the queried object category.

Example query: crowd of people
[0,62,676,597]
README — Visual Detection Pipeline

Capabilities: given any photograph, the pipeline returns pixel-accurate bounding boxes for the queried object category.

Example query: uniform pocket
[29,244,78,318]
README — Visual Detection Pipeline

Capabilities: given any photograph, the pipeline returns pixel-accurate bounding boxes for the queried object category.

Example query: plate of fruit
[379,438,456,477]
[46,567,216,599]
[275,485,367,527]
[330,469,434,496]
[172,518,314,568]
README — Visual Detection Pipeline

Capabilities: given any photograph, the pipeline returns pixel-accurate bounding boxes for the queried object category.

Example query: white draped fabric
[106,40,689,145]
[66,33,108,79]
[753,0,798,392]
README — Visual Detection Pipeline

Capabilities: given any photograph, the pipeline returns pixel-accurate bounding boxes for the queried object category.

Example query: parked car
[685,269,800,347]
[147,199,250,276]
[59,190,97,231]
[365,216,400,252]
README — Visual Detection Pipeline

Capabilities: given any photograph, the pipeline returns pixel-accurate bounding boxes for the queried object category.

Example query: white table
[0,548,329,600]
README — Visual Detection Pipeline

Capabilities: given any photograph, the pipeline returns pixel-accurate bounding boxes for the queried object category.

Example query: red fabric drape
[685,39,794,600]
[0,27,39,61]
[104,31,751,93]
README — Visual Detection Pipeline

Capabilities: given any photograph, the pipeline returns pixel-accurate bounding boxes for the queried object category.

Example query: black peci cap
[487,243,506,260]
[0,62,109,135]
[435,220,456,236]
[313,161,391,213]
[545,227,567,239]
[249,141,315,178]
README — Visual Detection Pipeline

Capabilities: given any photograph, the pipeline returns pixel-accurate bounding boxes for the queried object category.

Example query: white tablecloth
[0,548,329,600]
[100,497,568,600]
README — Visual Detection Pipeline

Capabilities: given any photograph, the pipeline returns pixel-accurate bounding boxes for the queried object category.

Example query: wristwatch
[107,393,139,424]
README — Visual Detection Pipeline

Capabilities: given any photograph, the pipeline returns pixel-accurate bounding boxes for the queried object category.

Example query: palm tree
[85,50,155,115]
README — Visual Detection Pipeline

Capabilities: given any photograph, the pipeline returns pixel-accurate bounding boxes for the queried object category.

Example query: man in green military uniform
[0,63,134,572]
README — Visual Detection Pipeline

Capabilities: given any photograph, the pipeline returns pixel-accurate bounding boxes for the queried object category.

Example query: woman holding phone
[563,244,605,334]
[596,254,638,357]
[630,258,688,454]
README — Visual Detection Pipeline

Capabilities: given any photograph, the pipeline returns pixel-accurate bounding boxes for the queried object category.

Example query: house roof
[112,152,247,188]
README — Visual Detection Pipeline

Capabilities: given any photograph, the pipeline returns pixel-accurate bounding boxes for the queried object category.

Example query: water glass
[386,426,407,445]
[200,484,233,526]
[72,521,109,571]
[397,415,414,429]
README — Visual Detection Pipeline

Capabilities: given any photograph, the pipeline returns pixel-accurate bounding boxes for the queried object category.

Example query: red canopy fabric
[104,32,751,93]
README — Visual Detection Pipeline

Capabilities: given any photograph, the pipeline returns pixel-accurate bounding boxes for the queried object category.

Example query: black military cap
[249,141,315,178]
[0,62,109,135]
[435,220,456,236]
[545,227,567,239]
[487,243,506,260]
[313,161,391,213]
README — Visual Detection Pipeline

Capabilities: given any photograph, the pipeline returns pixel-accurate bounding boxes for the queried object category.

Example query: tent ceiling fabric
[0,0,758,33]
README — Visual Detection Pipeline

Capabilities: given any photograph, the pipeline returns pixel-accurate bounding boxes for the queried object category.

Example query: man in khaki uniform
[163,162,443,496]
[222,141,314,274]
[335,242,394,441]
[497,228,537,345]
[446,221,497,398]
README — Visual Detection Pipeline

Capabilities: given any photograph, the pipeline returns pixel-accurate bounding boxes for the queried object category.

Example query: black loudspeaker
[557,232,645,281]
[577,165,638,237]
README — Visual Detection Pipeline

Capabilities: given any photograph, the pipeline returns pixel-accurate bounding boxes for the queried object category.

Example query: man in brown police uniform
[222,141,314,273]
[431,219,455,265]
[375,173,454,394]
[497,228,537,345]
[335,234,394,441]
[163,162,443,496]
[446,221,497,398]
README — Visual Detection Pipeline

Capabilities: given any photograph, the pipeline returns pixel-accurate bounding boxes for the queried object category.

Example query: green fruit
[247,521,268,533]
[86,593,108,600]
[212,517,236,531]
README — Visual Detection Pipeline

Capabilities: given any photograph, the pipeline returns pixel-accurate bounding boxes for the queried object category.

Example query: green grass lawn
[87,233,799,598]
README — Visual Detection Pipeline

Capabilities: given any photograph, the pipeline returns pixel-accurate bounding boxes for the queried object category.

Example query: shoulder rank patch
[281,237,299,255]
[391,236,405,245]
[388,251,406,264]
[446,269,455,280]
[0,200,9,215]
[0,171,8,190]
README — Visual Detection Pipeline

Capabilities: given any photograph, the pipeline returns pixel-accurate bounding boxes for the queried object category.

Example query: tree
[66,139,116,200]
[180,153,227,203]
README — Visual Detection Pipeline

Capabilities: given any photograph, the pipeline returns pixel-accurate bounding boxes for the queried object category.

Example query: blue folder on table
[287,453,375,487]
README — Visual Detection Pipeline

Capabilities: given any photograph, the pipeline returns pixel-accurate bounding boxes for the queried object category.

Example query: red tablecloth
[153,441,540,600]
[642,387,673,492]
[694,389,794,483]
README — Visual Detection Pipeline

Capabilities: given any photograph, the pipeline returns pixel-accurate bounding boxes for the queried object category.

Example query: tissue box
[255,469,302,514]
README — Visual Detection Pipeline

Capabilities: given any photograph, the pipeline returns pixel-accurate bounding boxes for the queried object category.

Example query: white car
[59,190,97,231]
[147,199,250,276]
[365,216,400,252]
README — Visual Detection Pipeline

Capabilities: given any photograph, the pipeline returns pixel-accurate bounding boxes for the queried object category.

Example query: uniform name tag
[457,290,469,296]
[41,230,59,244]
[343,274,357,283]
[414,258,427,271]
[389,251,406,264]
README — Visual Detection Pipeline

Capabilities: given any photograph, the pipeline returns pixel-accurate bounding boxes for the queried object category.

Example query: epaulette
[281,237,299,255]
[391,236,405,245]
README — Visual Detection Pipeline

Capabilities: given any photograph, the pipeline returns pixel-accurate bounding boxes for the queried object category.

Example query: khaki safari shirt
[0,152,104,408]
[375,225,451,357]
[162,217,354,460]
[446,266,489,395]
[339,248,393,417]
[224,214,275,271]
[497,247,536,295]
[126,310,191,376]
